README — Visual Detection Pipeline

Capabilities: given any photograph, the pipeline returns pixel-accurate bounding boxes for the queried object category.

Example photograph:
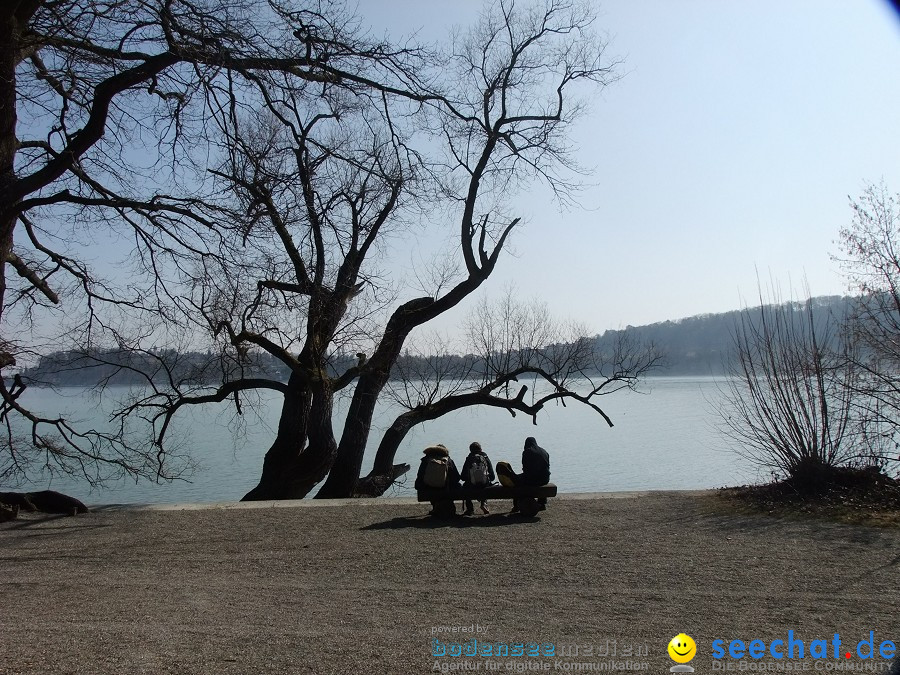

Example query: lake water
[5,377,763,505]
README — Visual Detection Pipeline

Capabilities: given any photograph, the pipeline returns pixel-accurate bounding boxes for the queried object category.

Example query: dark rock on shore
[0,501,18,522]
[0,490,88,516]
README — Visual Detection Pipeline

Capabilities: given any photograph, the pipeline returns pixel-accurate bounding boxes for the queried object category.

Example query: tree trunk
[354,411,418,496]
[0,9,20,337]
[354,463,410,497]
[241,371,337,500]
[314,300,429,498]
[314,370,386,498]
[314,307,420,498]
[370,410,418,476]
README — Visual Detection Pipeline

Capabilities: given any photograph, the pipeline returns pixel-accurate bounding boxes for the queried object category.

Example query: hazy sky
[358,0,900,337]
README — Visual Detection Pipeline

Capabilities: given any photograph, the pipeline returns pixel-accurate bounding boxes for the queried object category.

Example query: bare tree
[357,292,662,496]
[716,290,862,487]
[0,0,435,483]
[836,183,900,457]
[4,0,654,500]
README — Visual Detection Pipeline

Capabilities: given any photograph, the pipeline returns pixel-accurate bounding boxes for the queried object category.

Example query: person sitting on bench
[496,436,551,513]
[460,441,496,516]
[414,444,461,516]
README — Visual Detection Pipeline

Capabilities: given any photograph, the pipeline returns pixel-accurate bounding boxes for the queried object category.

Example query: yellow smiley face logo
[668,633,697,663]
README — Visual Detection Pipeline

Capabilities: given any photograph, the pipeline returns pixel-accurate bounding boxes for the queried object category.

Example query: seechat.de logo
[669,633,697,673]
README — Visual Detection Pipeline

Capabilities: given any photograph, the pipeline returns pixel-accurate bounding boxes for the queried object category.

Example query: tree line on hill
[20,294,857,386]
[595,295,855,376]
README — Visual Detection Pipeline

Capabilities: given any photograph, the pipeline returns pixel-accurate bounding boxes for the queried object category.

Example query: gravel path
[1,492,897,674]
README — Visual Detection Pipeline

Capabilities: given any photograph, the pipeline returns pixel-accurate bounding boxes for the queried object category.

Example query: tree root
[354,463,411,497]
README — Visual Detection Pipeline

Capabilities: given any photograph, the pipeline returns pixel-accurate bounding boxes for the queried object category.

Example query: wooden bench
[416,483,558,518]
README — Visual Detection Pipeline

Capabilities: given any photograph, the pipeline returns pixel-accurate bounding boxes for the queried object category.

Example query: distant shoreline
[15,295,854,387]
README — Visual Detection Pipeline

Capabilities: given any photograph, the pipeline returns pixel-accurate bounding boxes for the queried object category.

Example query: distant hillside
[19,348,294,387]
[19,295,858,385]
[594,295,856,376]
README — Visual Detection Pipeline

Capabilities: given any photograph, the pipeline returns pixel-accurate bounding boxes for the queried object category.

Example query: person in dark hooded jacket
[521,436,551,486]
[496,436,551,512]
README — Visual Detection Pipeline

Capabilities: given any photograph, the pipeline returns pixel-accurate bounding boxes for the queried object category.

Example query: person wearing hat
[459,441,496,515]
[414,443,461,516]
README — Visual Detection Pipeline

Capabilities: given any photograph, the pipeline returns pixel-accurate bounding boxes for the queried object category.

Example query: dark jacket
[460,449,496,487]
[521,436,550,486]
[414,444,461,490]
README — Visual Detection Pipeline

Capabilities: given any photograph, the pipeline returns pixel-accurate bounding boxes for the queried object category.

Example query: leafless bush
[716,290,864,485]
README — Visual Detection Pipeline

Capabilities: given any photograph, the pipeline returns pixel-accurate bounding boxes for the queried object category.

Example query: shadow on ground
[1,513,77,531]
[694,493,900,544]
[0,511,113,533]
[361,512,543,530]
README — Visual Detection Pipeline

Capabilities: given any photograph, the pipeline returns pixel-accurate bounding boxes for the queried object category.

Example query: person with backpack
[414,444,461,516]
[459,441,496,516]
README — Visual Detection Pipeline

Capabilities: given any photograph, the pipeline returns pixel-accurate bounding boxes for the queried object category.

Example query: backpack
[468,453,490,487]
[496,461,516,487]
[422,456,450,488]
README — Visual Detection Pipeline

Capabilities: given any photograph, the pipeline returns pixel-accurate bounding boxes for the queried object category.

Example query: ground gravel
[0,491,897,675]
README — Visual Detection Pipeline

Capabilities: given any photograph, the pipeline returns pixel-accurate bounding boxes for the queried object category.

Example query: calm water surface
[6,377,762,505]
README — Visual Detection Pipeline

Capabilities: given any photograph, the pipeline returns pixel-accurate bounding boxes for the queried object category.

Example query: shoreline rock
[0,490,88,515]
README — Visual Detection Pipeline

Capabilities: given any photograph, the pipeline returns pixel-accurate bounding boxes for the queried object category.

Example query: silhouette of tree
[2,1,658,499]
[0,0,436,484]
[836,182,900,467]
